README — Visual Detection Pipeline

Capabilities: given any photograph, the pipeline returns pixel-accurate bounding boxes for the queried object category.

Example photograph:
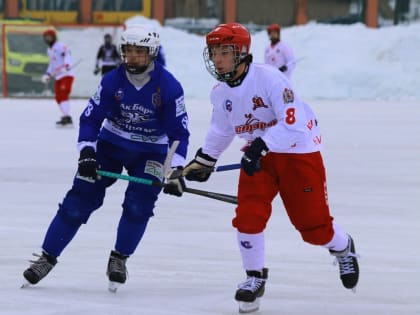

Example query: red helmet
[267,23,281,34]
[204,23,251,82]
[43,29,57,38]
[206,23,251,58]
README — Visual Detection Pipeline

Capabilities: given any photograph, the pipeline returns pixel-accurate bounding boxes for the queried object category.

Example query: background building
[2,0,419,30]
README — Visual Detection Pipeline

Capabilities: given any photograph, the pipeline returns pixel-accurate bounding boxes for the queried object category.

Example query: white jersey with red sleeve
[201,63,321,159]
[46,41,74,80]
[264,41,295,80]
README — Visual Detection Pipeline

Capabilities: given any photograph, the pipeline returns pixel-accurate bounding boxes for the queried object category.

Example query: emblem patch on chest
[252,95,268,110]
[283,88,294,104]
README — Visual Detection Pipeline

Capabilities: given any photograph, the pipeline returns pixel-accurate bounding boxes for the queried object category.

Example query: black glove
[182,148,217,182]
[241,137,269,176]
[279,65,288,72]
[78,146,98,180]
[163,166,185,197]
[93,67,100,75]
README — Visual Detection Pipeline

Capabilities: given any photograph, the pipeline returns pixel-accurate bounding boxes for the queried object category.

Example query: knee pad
[122,197,155,224]
[57,186,105,225]
[57,203,92,226]
[232,211,268,234]
[299,224,334,245]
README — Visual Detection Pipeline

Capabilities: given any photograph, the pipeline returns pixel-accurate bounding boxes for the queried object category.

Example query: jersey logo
[92,85,102,105]
[244,113,259,125]
[307,119,313,130]
[225,99,232,112]
[313,135,322,145]
[240,241,253,249]
[307,119,318,130]
[175,95,186,117]
[283,88,294,104]
[115,88,124,100]
[120,111,151,124]
[181,116,188,130]
[235,114,277,134]
[252,95,268,110]
[152,87,161,108]
[145,160,164,181]
[117,103,155,125]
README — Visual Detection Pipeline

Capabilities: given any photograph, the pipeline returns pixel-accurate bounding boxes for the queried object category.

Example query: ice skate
[330,235,359,291]
[56,115,73,128]
[22,252,57,287]
[106,250,128,292]
[235,268,268,313]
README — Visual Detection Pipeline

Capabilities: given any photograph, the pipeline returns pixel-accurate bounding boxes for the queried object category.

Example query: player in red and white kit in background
[42,29,75,127]
[264,23,295,80]
[163,23,359,313]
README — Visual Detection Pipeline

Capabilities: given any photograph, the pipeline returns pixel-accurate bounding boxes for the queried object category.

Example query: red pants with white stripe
[232,151,334,245]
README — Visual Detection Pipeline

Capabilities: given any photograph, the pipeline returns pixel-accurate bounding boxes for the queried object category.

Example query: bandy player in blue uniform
[22,24,190,291]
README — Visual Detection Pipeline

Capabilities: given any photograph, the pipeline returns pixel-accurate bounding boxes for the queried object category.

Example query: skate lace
[333,252,360,275]
[28,253,53,277]
[238,276,264,292]
[109,256,127,276]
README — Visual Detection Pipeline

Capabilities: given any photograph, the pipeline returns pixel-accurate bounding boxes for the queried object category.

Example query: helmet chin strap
[123,53,156,74]
[225,54,253,87]
[217,54,252,83]
[124,62,149,74]
[270,38,280,45]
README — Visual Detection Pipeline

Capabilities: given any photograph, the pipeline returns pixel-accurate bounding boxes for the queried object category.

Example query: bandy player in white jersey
[165,23,360,313]
[264,23,295,80]
[42,29,75,127]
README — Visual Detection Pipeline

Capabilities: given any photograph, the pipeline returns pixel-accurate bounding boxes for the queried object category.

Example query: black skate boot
[56,115,73,127]
[235,268,268,313]
[106,250,128,292]
[22,251,57,287]
[330,236,359,290]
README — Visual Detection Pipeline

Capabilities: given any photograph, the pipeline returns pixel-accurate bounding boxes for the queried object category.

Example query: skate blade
[238,298,260,313]
[108,281,122,293]
[21,281,32,289]
[56,125,74,129]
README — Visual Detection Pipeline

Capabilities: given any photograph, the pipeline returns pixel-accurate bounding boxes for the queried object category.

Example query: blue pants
[42,140,165,257]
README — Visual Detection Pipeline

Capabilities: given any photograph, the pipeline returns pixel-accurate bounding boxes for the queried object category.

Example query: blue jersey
[78,62,189,160]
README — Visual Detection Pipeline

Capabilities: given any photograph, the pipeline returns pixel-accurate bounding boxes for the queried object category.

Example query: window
[24,0,78,11]
[92,0,143,11]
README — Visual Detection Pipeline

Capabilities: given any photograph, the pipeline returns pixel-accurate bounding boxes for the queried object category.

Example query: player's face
[209,45,236,76]
[268,30,279,41]
[123,44,151,67]
[43,35,54,45]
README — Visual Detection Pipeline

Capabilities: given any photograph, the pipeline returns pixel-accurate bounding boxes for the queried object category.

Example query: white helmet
[120,24,160,57]
[120,24,160,74]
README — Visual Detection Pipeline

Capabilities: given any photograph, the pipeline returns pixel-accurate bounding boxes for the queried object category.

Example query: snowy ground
[0,98,419,315]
